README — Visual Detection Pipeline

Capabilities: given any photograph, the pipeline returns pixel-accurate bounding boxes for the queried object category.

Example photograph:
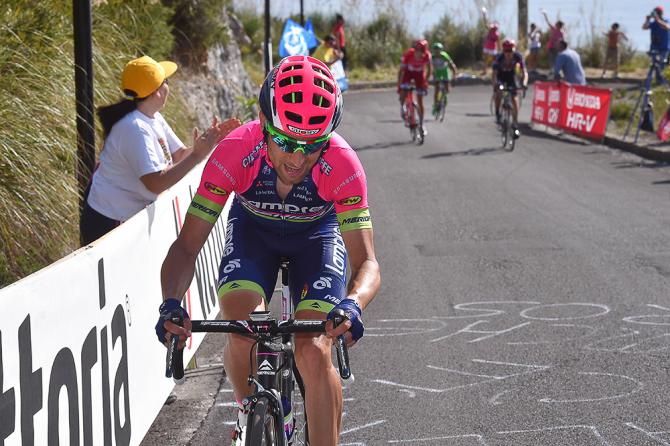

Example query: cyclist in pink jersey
[157,55,380,446]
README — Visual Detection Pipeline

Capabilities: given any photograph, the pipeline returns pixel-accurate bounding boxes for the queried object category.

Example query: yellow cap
[121,56,178,99]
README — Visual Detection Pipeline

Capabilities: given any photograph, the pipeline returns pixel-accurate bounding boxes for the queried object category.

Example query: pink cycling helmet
[502,38,516,51]
[259,55,343,139]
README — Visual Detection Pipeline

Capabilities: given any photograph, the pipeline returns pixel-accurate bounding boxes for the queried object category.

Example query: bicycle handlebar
[165,311,352,382]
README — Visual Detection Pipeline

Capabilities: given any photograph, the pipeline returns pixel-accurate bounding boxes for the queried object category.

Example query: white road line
[340,420,387,435]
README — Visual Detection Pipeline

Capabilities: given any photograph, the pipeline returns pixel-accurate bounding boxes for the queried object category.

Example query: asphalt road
[142,85,670,446]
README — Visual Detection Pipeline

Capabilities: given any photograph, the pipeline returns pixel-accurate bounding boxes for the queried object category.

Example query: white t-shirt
[87,109,184,221]
[530,30,542,49]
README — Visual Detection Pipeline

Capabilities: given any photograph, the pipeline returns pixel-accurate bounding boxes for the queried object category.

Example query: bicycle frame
[165,261,351,445]
[401,86,424,144]
[497,85,515,151]
[434,81,448,122]
[403,88,417,128]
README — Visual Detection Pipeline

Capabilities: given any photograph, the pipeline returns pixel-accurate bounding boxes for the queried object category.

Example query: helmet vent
[313,77,334,94]
[311,65,328,76]
[312,94,331,108]
[285,111,303,123]
[282,92,303,103]
[309,116,326,125]
[282,64,303,72]
[279,75,303,87]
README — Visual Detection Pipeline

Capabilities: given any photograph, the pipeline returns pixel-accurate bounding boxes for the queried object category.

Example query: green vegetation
[0,0,230,287]
[426,15,487,68]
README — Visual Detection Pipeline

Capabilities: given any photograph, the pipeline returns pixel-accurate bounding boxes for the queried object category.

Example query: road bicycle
[401,85,425,145]
[496,84,517,152]
[432,80,448,122]
[166,258,352,446]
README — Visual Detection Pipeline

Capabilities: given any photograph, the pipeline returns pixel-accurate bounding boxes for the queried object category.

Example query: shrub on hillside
[348,14,411,69]
[0,0,192,286]
[426,15,486,67]
[162,0,230,65]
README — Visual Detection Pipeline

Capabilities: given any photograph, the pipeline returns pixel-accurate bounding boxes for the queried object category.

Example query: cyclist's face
[266,135,322,185]
[503,50,514,60]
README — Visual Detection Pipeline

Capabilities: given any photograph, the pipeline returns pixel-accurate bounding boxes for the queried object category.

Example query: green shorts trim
[295,299,336,313]
[217,280,267,302]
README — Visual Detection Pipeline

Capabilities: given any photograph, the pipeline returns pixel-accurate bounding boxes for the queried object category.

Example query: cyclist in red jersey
[398,39,432,135]
[157,55,380,446]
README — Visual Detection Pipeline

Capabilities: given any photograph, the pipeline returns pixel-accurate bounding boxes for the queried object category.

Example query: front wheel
[246,396,284,446]
[439,93,447,122]
[414,102,424,145]
[501,107,515,152]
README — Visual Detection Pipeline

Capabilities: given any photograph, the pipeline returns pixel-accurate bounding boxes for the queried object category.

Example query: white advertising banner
[0,164,230,445]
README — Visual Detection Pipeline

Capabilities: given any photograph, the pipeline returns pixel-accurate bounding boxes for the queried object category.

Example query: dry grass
[0,1,193,286]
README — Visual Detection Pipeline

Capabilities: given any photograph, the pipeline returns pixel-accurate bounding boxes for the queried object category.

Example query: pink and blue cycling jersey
[187,120,372,234]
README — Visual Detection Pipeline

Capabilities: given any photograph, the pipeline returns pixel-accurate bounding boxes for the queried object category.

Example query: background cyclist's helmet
[502,38,516,51]
[259,55,343,139]
[431,42,444,52]
[414,39,429,51]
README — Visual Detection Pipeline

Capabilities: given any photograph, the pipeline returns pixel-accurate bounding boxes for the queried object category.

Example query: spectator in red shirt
[332,14,347,70]
[397,39,432,135]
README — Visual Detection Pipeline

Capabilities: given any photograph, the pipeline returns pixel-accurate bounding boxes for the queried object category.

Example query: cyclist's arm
[161,214,215,300]
[449,60,458,78]
[397,65,405,85]
[160,123,250,301]
[522,67,529,87]
[342,228,380,311]
[518,56,529,87]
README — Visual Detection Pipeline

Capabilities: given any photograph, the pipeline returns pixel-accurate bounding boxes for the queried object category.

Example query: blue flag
[304,18,319,49]
[279,19,312,58]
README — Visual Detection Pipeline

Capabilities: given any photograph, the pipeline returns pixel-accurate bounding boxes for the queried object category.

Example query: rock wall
[178,10,256,128]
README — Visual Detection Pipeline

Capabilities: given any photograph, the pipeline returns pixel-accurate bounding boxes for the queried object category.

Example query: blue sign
[304,19,319,49]
[279,19,318,57]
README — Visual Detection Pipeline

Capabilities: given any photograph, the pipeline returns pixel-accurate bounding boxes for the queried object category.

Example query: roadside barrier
[0,163,229,445]
[532,81,612,139]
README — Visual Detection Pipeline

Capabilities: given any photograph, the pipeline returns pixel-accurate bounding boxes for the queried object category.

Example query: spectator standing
[554,40,586,85]
[312,35,343,67]
[80,55,240,245]
[332,14,347,70]
[526,23,542,76]
[643,6,670,78]
[481,8,501,76]
[542,10,566,67]
[601,23,628,78]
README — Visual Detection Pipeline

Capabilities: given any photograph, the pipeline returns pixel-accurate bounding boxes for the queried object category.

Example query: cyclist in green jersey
[430,43,458,116]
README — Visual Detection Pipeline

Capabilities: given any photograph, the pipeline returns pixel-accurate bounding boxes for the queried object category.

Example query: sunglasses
[265,123,331,154]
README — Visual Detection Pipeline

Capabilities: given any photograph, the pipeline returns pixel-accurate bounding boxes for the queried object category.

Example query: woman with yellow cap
[80,55,240,245]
